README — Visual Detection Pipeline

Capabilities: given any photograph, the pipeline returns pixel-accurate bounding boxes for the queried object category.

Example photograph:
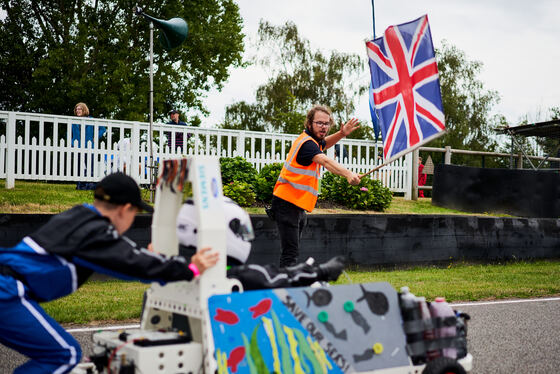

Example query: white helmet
[176,197,254,264]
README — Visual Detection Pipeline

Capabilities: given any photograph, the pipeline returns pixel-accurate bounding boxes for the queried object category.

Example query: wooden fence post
[236,132,245,157]
[412,149,419,201]
[517,153,523,169]
[131,123,141,182]
[404,152,413,200]
[5,112,16,189]
[444,146,452,164]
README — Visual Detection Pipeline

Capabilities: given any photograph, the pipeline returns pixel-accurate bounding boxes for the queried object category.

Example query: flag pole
[361,161,387,178]
[372,0,376,38]
[362,0,381,179]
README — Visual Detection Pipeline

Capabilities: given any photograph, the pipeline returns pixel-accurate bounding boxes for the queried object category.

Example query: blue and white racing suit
[0,204,196,374]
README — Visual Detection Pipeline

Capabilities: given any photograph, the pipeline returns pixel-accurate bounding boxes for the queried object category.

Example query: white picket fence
[0,111,412,196]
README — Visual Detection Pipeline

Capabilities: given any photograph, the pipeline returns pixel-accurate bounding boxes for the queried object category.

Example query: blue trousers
[0,277,81,373]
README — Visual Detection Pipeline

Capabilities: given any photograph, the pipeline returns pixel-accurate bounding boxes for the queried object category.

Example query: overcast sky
[202,0,560,128]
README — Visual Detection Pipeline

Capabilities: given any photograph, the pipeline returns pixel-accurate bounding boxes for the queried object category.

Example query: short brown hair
[304,105,333,131]
[74,102,89,117]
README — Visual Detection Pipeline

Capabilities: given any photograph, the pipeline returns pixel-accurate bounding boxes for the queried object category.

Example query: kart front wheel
[422,357,466,374]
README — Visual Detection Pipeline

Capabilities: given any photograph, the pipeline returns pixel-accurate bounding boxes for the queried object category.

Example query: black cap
[169,109,179,115]
[94,173,154,213]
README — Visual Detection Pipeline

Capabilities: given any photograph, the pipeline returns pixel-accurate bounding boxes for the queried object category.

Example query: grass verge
[1,180,506,216]
[0,180,152,213]
[44,259,560,325]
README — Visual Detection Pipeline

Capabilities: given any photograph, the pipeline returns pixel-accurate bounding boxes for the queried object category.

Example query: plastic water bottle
[429,297,457,359]
[399,287,425,363]
[417,296,439,361]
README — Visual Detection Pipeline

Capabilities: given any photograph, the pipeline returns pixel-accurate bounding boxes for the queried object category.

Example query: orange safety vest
[273,132,324,212]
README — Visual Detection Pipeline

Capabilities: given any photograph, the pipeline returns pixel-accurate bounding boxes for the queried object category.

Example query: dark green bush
[223,181,256,207]
[320,172,393,211]
[254,162,283,203]
[219,156,258,186]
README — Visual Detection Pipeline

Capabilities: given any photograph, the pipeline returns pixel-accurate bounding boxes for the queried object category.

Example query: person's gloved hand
[317,256,346,281]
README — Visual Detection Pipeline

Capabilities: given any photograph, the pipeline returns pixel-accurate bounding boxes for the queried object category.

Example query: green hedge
[222,181,256,207]
[218,157,392,211]
[254,162,283,203]
[320,172,392,211]
[219,156,257,186]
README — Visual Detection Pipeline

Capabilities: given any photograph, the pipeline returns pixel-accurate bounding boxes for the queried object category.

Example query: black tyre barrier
[432,164,560,218]
[2,213,559,266]
[248,214,560,265]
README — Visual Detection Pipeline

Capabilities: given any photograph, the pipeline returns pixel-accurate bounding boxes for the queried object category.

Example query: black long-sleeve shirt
[0,204,195,301]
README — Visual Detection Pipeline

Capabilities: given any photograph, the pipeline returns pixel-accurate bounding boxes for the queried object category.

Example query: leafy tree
[0,0,245,124]
[220,20,368,135]
[221,101,267,132]
[428,41,501,166]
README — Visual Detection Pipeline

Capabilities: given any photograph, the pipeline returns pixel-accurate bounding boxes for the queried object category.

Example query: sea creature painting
[228,346,246,373]
[350,309,371,334]
[323,320,348,340]
[304,289,333,308]
[353,347,375,363]
[214,308,240,325]
[249,298,272,318]
[357,285,389,315]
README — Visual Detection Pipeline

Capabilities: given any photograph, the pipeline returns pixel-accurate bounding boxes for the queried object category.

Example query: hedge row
[219,156,392,211]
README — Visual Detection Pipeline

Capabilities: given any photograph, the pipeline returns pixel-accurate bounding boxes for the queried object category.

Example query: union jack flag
[366,15,445,163]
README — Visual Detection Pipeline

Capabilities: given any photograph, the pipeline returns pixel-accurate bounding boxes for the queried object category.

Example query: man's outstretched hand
[340,118,360,137]
[346,171,362,185]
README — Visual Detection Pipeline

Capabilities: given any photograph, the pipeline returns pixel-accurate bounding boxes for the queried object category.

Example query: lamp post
[149,20,154,196]
[134,6,188,199]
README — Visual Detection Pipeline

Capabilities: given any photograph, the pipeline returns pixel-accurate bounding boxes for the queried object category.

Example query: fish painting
[249,298,272,318]
[353,347,375,363]
[357,285,389,315]
[227,346,246,373]
[323,320,348,340]
[304,289,333,308]
[214,308,240,325]
[350,309,371,334]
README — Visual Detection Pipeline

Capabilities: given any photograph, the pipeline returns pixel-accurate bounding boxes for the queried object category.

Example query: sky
[201,0,560,128]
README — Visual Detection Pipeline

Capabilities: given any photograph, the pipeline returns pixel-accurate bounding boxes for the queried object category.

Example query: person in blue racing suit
[0,172,219,374]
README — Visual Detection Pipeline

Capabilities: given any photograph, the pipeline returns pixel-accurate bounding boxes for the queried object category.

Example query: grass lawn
[45,259,560,325]
[0,179,505,216]
[0,180,152,213]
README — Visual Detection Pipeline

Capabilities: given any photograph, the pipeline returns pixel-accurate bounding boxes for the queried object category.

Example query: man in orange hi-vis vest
[271,105,361,266]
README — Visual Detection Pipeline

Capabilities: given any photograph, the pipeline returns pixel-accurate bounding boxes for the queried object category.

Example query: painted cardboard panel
[209,282,409,373]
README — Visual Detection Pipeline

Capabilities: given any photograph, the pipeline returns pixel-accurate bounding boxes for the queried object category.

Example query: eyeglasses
[313,121,331,128]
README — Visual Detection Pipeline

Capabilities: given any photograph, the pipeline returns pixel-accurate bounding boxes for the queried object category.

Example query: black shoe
[317,256,346,282]
[285,262,312,277]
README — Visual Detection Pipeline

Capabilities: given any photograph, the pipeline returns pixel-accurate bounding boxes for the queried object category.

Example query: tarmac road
[1,297,559,373]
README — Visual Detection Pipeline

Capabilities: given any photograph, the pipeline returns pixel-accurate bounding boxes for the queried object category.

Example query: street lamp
[134,6,188,198]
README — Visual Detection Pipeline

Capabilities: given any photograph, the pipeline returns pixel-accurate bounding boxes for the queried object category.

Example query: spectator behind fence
[71,103,107,148]
[71,102,106,190]
[166,109,188,152]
